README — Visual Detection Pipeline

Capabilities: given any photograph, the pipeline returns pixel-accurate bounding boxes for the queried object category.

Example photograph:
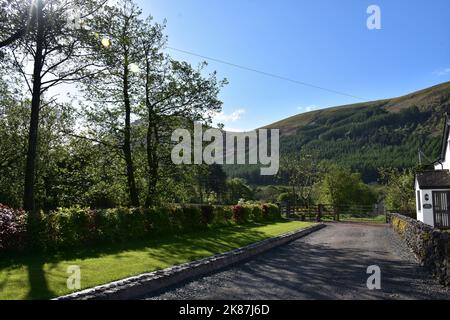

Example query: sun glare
[101,37,111,48]
[129,63,140,73]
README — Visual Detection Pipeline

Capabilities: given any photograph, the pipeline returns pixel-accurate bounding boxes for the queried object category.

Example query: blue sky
[136,0,450,131]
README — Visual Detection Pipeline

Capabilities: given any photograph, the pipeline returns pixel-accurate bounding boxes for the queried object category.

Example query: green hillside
[228,82,450,183]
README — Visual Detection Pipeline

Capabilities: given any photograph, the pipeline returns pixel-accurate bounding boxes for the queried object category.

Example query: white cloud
[210,109,249,132]
[213,108,246,123]
[434,68,450,76]
[223,127,247,132]
[298,105,319,112]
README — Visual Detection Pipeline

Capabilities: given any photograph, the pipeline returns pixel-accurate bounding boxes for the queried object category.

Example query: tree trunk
[199,184,204,204]
[123,57,139,207]
[145,122,159,207]
[144,55,159,207]
[292,186,296,203]
[23,0,44,214]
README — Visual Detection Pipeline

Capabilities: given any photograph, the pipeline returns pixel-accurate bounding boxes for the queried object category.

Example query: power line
[167,46,366,101]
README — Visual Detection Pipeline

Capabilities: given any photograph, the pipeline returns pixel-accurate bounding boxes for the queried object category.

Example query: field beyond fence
[280,203,392,224]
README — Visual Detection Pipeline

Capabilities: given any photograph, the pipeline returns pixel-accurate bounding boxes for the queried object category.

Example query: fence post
[333,206,337,221]
[317,204,323,222]
[385,207,388,224]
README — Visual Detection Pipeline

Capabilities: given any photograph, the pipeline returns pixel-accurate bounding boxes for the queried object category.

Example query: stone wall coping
[388,212,450,238]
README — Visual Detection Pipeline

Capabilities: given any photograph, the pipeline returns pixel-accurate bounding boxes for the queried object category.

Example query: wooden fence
[280,203,388,223]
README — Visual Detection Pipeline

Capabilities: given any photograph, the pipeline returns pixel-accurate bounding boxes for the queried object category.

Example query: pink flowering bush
[0,204,27,252]
[232,205,251,224]
[262,203,281,220]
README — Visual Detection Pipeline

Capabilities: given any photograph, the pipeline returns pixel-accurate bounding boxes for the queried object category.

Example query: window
[417,190,421,211]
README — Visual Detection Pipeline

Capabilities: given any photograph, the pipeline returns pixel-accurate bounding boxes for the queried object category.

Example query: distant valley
[226,82,450,183]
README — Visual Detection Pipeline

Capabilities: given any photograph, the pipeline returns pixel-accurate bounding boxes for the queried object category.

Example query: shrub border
[55,223,325,300]
[0,203,281,254]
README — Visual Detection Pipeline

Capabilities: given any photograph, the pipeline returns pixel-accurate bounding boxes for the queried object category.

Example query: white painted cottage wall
[415,179,437,227]
[415,179,424,222]
[421,190,434,227]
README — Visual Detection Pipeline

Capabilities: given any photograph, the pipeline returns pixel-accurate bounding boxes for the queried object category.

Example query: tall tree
[319,164,377,217]
[139,18,166,206]
[81,0,143,206]
[2,0,106,213]
[279,151,321,207]
[0,0,33,49]
[139,19,226,206]
[379,168,415,214]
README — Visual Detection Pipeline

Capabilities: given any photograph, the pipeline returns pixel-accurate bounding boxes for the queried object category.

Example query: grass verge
[320,214,386,224]
[0,220,314,300]
[338,214,386,224]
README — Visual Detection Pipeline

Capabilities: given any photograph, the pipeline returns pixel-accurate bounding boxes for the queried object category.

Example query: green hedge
[213,206,233,225]
[231,204,281,224]
[262,203,281,220]
[0,203,282,253]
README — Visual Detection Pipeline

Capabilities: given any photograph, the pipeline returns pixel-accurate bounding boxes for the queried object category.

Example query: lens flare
[101,38,111,48]
[129,63,140,73]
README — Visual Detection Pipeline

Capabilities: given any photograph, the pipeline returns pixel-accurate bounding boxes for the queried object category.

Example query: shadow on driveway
[145,223,449,300]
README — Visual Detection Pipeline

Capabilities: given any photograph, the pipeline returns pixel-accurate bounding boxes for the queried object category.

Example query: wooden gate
[279,203,386,223]
[432,191,450,229]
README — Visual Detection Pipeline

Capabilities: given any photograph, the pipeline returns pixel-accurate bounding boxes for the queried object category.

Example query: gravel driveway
[143,223,449,300]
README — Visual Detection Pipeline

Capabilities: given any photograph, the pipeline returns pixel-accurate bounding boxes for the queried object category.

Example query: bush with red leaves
[232,205,250,224]
[0,204,27,252]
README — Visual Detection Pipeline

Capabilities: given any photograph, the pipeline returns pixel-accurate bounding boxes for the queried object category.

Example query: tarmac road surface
[143,223,449,300]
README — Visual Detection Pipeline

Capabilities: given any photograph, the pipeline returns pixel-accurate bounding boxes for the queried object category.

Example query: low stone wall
[387,213,449,286]
[55,223,326,300]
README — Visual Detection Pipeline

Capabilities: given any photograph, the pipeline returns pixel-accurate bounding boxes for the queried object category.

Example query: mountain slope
[230,82,450,184]
[266,82,450,136]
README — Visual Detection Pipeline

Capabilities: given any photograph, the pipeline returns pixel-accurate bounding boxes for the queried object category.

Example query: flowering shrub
[44,207,95,249]
[0,203,282,253]
[200,205,215,226]
[118,208,147,240]
[93,208,122,243]
[262,204,270,219]
[213,206,233,225]
[232,205,250,224]
[262,203,281,220]
[233,204,281,224]
[0,204,27,252]
[92,208,148,243]
[177,205,202,231]
[145,207,172,235]
[250,206,264,221]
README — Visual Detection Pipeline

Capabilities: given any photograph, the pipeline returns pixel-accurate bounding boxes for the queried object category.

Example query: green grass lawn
[320,214,386,224]
[0,220,313,300]
[338,214,387,224]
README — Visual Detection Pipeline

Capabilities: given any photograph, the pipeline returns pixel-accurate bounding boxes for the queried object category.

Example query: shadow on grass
[26,258,55,300]
[145,223,283,263]
[0,219,295,299]
[0,253,57,300]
